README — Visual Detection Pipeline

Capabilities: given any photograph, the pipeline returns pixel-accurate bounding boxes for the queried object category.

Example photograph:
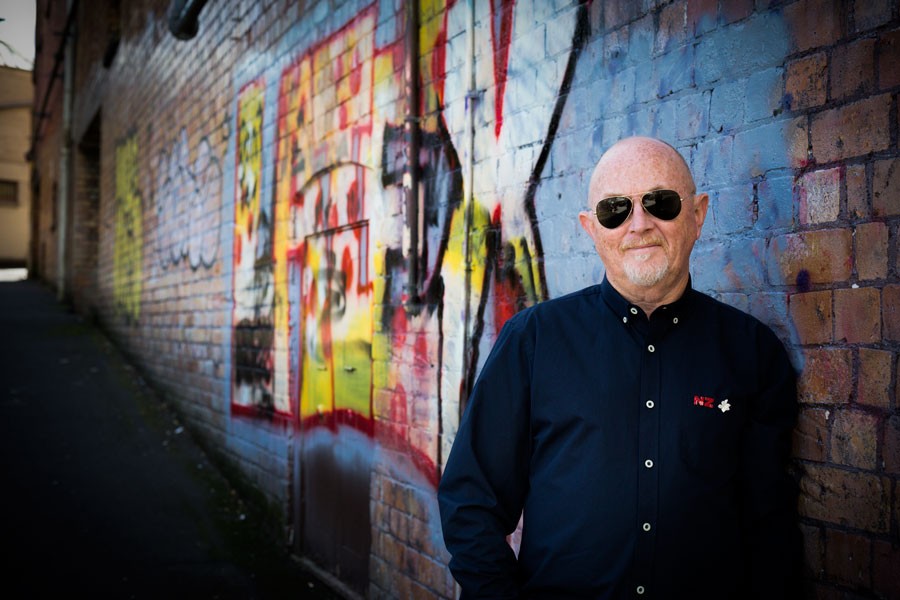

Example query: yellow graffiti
[420,0,448,117]
[444,200,491,295]
[235,80,265,247]
[113,133,143,322]
[510,236,543,305]
[274,9,377,421]
[300,225,373,419]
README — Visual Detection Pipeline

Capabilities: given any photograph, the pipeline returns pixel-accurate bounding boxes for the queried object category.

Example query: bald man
[438,137,800,599]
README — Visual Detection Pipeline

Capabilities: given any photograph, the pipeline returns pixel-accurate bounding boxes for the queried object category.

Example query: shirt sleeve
[437,312,534,599]
[741,323,802,599]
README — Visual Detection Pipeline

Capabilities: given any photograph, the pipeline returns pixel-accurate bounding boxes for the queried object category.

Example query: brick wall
[31,0,68,282]
[29,0,900,597]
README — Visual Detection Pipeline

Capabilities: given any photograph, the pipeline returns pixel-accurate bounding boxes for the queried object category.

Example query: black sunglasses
[594,189,683,229]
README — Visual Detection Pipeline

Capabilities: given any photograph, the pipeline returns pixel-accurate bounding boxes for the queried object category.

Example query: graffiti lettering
[152,128,223,270]
[232,77,277,415]
[113,132,143,323]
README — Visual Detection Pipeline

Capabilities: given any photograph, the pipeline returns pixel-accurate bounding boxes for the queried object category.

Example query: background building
[29,0,900,598]
[0,65,33,269]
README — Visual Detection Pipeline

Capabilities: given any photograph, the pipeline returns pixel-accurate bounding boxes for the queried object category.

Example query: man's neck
[608,273,690,318]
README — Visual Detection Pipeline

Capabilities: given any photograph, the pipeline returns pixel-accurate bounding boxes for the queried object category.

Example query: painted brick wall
[30,0,900,597]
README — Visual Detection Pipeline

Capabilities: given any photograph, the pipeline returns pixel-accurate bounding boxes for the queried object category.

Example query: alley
[0,277,343,599]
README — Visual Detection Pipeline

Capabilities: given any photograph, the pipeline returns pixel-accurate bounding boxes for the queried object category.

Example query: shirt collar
[599,276,698,325]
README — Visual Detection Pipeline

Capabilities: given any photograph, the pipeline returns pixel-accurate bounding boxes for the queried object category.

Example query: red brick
[657,1,688,54]
[855,222,888,281]
[589,0,603,32]
[785,53,828,111]
[878,28,900,89]
[604,0,641,29]
[382,478,412,513]
[405,549,449,594]
[872,157,900,217]
[687,0,717,35]
[800,524,824,578]
[857,348,891,409]
[834,287,881,344]
[855,0,892,32]
[784,0,845,53]
[720,0,752,24]
[789,291,833,345]
[380,531,408,569]
[830,408,878,469]
[884,285,900,341]
[873,540,900,599]
[798,167,841,225]
[408,515,436,556]
[794,407,829,461]
[797,348,853,404]
[824,529,871,588]
[798,463,890,531]
[846,164,868,219]
[885,414,900,475]
[389,507,409,541]
[768,229,852,286]
[810,95,892,164]
[830,38,876,100]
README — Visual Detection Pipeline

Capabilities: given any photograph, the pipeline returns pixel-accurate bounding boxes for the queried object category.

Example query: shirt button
[623,316,628,324]
[630,307,638,315]
[642,522,651,532]
[636,586,645,595]
[646,400,654,409]
[647,344,655,352]
[673,317,678,324]
[644,459,653,468]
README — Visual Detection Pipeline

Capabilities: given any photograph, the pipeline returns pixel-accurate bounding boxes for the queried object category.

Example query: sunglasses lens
[596,197,632,229]
[643,190,682,221]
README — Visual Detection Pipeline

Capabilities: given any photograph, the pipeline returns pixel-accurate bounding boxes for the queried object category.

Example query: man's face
[579,138,708,300]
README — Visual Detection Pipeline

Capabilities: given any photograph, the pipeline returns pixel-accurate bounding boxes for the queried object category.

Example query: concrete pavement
[0,278,343,599]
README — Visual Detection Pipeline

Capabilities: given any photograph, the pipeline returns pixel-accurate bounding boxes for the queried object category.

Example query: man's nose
[628,197,653,231]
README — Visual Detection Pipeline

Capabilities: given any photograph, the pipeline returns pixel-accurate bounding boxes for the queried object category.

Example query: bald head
[588,137,696,208]
[579,136,710,313]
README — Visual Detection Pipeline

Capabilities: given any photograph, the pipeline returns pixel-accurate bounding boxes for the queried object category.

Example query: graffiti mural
[270,7,379,588]
[232,0,591,541]
[221,0,814,595]
[113,132,143,323]
[152,128,224,270]
[232,77,277,415]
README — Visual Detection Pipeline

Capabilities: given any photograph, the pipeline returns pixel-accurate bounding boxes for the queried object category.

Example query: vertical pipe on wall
[459,0,477,414]
[56,0,76,300]
[404,0,421,308]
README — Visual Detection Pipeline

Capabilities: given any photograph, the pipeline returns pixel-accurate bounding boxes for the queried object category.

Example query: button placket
[635,327,660,589]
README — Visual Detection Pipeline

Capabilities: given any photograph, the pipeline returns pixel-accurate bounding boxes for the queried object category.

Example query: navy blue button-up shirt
[438,278,799,599]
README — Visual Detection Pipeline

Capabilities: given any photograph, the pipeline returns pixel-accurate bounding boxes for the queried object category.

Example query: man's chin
[623,262,669,287]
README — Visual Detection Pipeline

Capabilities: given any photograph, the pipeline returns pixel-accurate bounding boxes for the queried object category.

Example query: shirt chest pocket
[675,395,746,480]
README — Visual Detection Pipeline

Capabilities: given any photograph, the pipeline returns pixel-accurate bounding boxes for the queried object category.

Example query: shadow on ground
[0,278,345,599]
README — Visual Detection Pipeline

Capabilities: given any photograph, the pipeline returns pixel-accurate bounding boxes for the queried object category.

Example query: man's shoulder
[520,284,604,316]
[499,285,604,331]
[690,288,784,344]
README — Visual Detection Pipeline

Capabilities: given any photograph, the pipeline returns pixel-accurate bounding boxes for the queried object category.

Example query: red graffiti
[490,0,515,138]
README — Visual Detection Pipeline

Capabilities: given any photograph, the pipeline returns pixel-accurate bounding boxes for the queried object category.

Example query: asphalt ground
[0,277,344,599]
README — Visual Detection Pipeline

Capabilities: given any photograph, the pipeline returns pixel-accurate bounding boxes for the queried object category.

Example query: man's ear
[692,193,709,239]
[578,211,595,236]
